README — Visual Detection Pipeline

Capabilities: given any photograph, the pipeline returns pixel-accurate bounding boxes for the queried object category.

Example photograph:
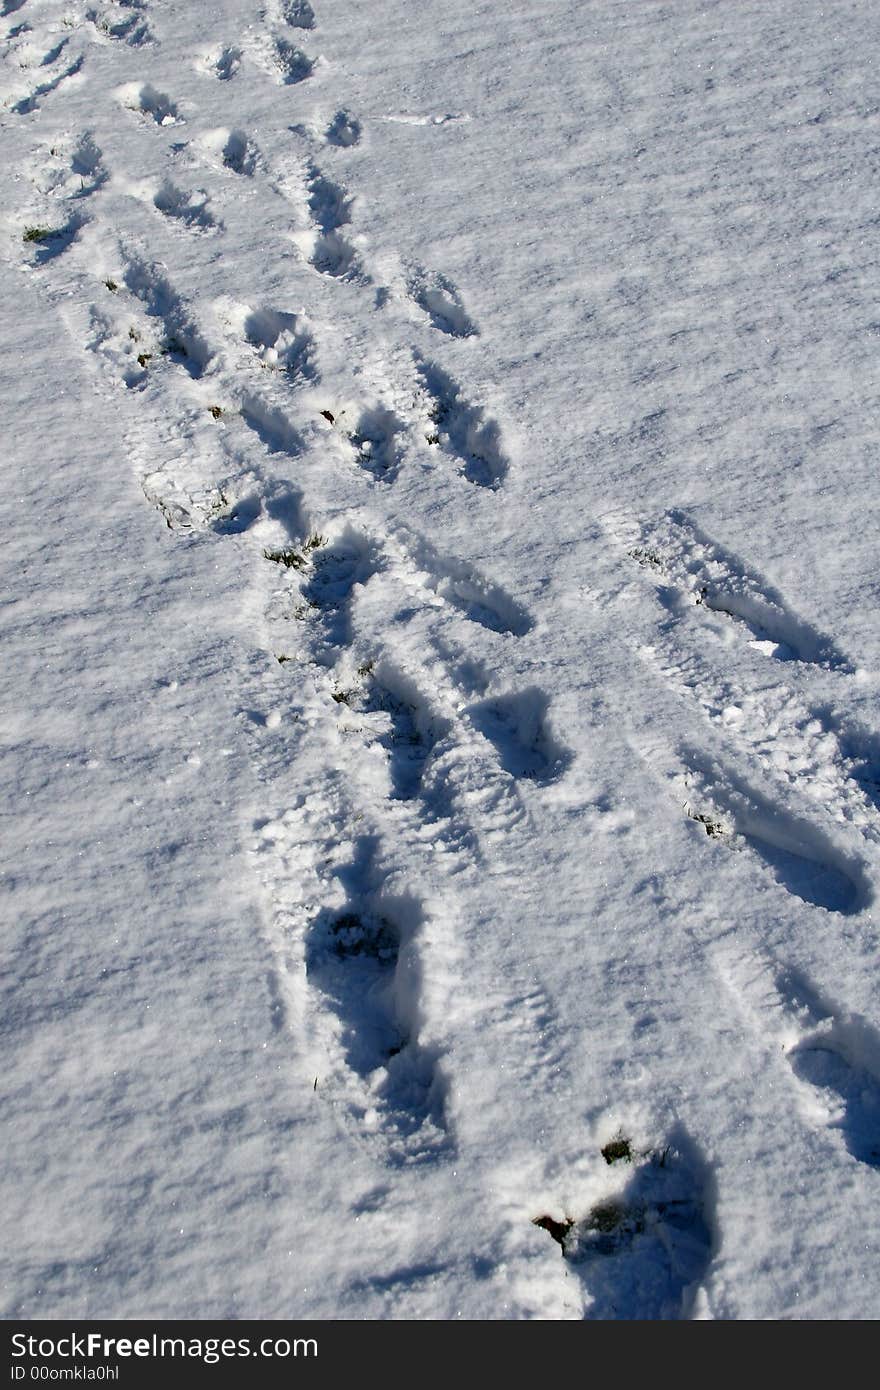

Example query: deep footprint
[122,255,212,376]
[307,165,352,231]
[743,834,861,915]
[788,1028,880,1166]
[274,39,314,84]
[623,508,851,672]
[298,531,379,651]
[116,82,180,125]
[400,530,532,636]
[682,760,868,916]
[13,54,84,116]
[23,213,86,264]
[281,0,315,27]
[343,673,445,801]
[309,230,359,279]
[409,266,477,337]
[325,110,361,147]
[153,181,219,233]
[415,353,508,489]
[468,688,569,783]
[329,404,401,480]
[244,307,316,378]
[305,901,447,1152]
[222,130,259,176]
[534,1130,713,1319]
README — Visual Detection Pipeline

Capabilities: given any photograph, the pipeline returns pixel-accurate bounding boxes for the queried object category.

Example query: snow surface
[3,0,880,1320]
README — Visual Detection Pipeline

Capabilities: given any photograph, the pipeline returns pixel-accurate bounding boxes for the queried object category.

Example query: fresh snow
[3,0,880,1321]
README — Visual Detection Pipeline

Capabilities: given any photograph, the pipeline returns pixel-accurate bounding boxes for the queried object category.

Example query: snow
[2,0,880,1320]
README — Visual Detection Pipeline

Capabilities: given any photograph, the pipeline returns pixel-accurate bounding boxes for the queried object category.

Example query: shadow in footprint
[663,508,853,672]
[264,485,307,539]
[99,8,151,44]
[300,531,379,651]
[535,1128,713,1320]
[743,835,860,915]
[468,688,569,783]
[789,1025,880,1167]
[154,180,219,232]
[307,164,351,232]
[681,750,869,918]
[27,214,86,264]
[124,82,179,124]
[13,54,84,115]
[209,491,262,536]
[827,714,880,817]
[345,672,446,801]
[400,530,532,637]
[122,256,211,377]
[307,903,401,1077]
[310,230,358,279]
[325,110,361,147]
[306,871,448,1155]
[70,134,108,196]
[341,405,402,481]
[415,353,507,489]
[282,0,315,27]
[244,307,315,379]
[409,267,477,337]
[240,394,304,456]
[222,130,258,176]
[275,39,313,84]
[211,46,241,80]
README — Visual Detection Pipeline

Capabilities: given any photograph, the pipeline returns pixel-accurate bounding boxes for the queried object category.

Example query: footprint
[115,81,181,126]
[305,886,448,1157]
[308,229,359,278]
[240,393,305,456]
[346,405,402,482]
[195,45,242,81]
[306,905,403,1070]
[789,1025,880,1167]
[533,1128,713,1320]
[22,212,87,265]
[295,529,380,652]
[408,265,477,337]
[323,403,401,481]
[242,306,316,379]
[279,0,315,27]
[828,716,880,819]
[325,110,361,147]
[84,304,153,389]
[221,129,259,176]
[467,688,569,783]
[153,180,221,233]
[12,52,84,115]
[681,754,869,915]
[620,512,879,835]
[273,38,314,84]
[414,353,508,489]
[68,132,108,196]
[199,128,260,176]
[283,162,364,278]
[89,4,152,46]
[396,528,532,636]
[121,254,212,377]
[340,668,449,802]
[719,952,880,1169]
[307,164,352,232]
[17,36,69,67]
[619,509,851,671]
